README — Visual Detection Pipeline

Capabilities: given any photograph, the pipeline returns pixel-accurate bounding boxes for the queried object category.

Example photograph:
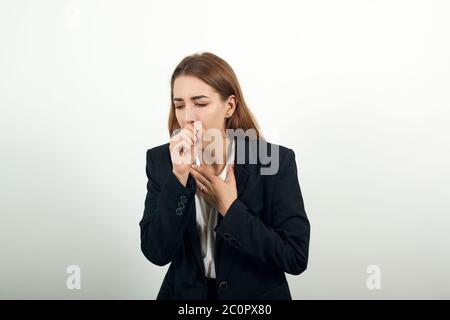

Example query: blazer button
[176,207,183,215]
[177,202,185,210]
[180,195,187,203]
[223,233,231,240]
[219,281,228,289]
[229,238,237,246]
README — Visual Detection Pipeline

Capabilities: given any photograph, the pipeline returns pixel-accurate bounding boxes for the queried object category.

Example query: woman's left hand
[189,163,237,216]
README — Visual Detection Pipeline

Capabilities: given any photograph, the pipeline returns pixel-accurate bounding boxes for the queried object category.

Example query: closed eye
[174,104,207,109]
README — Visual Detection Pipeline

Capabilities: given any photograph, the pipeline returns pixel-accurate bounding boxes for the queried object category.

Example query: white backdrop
[1,0,449,299]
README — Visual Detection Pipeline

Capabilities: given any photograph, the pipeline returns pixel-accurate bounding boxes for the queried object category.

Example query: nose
[183,104,197,126]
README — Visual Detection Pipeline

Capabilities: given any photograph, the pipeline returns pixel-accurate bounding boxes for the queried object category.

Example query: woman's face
[172,75,235,140]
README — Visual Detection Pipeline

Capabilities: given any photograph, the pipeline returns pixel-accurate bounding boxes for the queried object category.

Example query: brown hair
[168,52,263,139]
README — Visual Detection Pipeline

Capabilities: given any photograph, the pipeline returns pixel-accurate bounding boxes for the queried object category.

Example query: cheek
[197,116,216,131]
[203,107,224,125]
[194,113,209,126]
[175,111,182,123]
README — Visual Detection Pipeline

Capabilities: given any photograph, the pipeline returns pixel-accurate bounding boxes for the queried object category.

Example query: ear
[224,95,236,119]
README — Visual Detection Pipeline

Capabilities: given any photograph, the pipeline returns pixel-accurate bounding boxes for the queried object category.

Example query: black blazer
[139,136,310,300]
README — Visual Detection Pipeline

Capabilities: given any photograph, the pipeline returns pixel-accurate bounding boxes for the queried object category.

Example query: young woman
[139,52,310,300]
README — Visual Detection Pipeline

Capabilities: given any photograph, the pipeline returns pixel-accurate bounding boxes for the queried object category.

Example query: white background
[1,0,449,299]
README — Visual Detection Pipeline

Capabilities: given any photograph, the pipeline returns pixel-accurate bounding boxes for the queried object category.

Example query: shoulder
[144,142,173,183]
[247,136,295,162]
[146,142,170,161]
[235,136,297,177]
[261,141,296,177]
[235,135,294,158]
[271,142,295,161]
[145,142,172,178]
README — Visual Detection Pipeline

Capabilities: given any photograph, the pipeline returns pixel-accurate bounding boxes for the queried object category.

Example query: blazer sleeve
[139,149,196,266]
[214,148,310,275]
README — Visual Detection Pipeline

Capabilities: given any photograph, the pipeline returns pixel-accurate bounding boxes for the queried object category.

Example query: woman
[139,52,310,300]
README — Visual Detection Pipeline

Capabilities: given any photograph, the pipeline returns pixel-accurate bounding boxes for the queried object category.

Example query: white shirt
[194,138,235,279]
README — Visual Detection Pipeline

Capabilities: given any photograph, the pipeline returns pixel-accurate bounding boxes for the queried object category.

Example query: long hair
[168,52,263,140]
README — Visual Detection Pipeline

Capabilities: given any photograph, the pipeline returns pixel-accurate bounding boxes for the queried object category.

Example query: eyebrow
[173,95,209,102]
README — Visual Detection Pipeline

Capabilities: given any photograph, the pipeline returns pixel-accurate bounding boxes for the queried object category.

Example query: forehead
[173,75,214,97]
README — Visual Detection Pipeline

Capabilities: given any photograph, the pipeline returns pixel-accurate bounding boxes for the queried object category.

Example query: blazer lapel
[187,135,252,279]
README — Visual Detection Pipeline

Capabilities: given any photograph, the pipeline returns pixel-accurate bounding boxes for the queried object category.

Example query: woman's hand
[189,163,237,216]
[169,122,201,186]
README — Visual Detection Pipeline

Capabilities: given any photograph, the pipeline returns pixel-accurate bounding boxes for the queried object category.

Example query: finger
[174,129,195,150]
[195,180,207,193]
[182,123,196,137]
[193,174,208,194]
[170,131,182,143]
[184,122,195,131]
[170,134,188,149]
[179,129,195,143]
[171,125,195,143]
[181,126,196,141]
[179,131,195,146]
[189,167,212,188]
[175,139,192,155]
[192,164,214,182]
[189,167,210,187]
[171,141,192,165]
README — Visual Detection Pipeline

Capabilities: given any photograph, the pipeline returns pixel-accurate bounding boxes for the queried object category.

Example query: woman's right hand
[169,123,199,186]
